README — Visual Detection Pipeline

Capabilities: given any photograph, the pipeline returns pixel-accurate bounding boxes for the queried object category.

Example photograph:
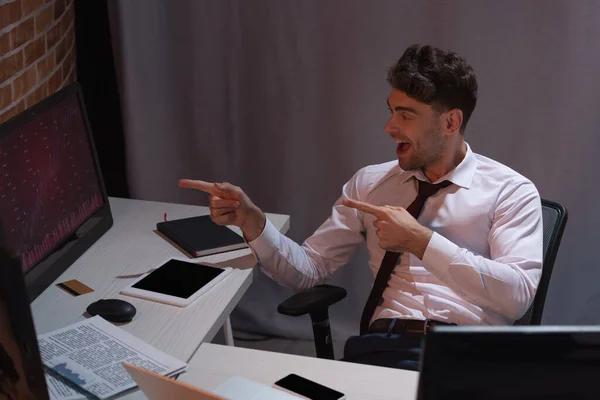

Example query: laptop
[123,363,225,400]
[418,325,600,400]
[123,362,302,400]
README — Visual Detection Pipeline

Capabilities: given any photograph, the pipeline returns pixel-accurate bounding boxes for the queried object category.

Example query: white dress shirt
[248,143,543,326]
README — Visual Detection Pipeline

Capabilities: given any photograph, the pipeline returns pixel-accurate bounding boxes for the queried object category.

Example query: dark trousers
[342,332,424,371]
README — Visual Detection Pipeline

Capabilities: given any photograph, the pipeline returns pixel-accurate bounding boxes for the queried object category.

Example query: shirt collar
[398,142,476,189]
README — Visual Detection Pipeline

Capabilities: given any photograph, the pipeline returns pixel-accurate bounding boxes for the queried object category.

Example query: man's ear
[443,109,463,135]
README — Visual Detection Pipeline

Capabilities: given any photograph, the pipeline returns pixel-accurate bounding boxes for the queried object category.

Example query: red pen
[164,213,167,222]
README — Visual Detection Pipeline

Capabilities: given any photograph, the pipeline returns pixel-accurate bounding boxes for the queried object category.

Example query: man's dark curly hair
[387,44,478,132]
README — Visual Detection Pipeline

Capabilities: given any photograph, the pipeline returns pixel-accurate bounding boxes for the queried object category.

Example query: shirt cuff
[246,218,280,259]
[422,232,460,277]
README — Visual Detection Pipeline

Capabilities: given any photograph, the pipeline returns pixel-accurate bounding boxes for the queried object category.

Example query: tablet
[120,259,232,307]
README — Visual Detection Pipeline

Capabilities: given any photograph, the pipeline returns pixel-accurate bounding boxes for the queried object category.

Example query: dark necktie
[359,179,452,335]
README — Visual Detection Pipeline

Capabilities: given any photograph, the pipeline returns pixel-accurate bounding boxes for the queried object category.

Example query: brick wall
[0,0,75,124]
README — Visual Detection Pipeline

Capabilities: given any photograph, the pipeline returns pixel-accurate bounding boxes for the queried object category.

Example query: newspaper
[44,369,89,400]
[38,316,187,399]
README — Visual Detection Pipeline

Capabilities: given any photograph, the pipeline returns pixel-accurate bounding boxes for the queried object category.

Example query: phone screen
[131,259,224,299]
[274,374,344,400]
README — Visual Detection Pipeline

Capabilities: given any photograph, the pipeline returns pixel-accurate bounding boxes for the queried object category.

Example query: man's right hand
[178,179,267,242]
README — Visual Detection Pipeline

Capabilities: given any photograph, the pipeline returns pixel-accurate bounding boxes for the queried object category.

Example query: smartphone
[274,374,345,400]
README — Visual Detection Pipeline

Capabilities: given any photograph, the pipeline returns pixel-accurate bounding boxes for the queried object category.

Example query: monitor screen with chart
[0,83,113,300]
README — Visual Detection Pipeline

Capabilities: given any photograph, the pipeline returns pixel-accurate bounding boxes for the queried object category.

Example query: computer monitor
[0,83,113,301]
[0,246,49,399]
[418,326,600,400]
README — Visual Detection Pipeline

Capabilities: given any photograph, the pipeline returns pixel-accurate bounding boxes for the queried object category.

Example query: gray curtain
[108,0,600,340]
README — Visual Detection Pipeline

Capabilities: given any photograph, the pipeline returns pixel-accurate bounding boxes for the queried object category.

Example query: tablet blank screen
[132,259,224,299]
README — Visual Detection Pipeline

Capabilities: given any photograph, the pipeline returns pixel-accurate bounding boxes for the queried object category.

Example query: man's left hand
[343,198,433,259]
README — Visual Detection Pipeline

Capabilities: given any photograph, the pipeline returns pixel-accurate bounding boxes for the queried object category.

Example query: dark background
[74,0,129,199]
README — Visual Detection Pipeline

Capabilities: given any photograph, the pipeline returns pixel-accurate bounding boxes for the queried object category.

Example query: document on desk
[44,369,88,400]
[38,316,187,400]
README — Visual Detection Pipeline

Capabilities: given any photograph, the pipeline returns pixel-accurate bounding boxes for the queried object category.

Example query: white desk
[31,197,290,364]
[179,343,419,400]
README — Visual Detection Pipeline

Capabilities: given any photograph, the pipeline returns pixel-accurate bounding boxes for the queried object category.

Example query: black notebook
[157,215,247,257]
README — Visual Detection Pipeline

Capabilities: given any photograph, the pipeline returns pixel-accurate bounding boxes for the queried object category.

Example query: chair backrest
[514,199,568,325]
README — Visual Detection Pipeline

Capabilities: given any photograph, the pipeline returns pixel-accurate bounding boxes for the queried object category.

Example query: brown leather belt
[368,318,456,335]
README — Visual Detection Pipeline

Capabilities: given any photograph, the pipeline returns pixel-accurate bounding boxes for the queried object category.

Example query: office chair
[513,199,568,325]
[277,199,568,359]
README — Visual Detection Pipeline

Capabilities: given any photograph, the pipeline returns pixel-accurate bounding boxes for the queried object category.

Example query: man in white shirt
[179,44,543,370]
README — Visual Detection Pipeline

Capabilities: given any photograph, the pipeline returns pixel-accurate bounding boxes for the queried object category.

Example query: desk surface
[180,343,419,400]
[31,197,290,364]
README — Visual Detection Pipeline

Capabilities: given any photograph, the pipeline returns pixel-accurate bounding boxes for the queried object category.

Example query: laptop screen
[418,326,600,400]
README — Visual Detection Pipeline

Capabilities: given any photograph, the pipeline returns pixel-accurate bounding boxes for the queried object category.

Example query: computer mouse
[86,299,137,323]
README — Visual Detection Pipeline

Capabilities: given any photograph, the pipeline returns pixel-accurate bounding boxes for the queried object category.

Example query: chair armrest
[278,284,347,360]
[277,284,347,317]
